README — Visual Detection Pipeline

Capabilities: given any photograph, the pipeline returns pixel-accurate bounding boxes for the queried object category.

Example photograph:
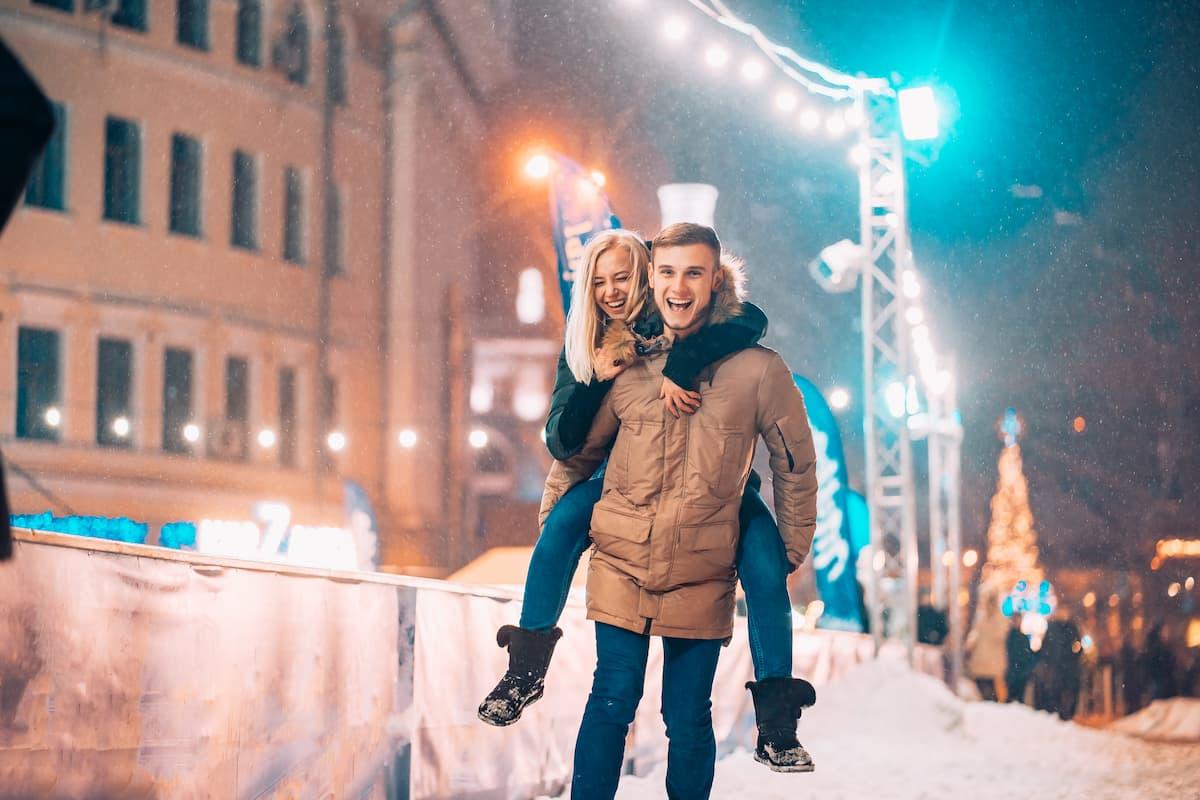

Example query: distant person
[1004,613,1037,704]
[0,39,57,562]
[1118,634,1143,714]
[965,589,1009,701]
[1141,623,1178,702]
[1034,609,1082,720]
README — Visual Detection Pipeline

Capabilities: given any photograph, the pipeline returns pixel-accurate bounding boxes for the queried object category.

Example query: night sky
[499,0,1200,571]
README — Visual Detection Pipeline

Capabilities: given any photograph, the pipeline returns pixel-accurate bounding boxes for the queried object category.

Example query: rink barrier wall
[0,529,942,799]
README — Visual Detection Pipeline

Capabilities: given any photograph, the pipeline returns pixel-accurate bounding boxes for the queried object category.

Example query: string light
[704,44,729,69]
[662,15,689,44]
[740,57,766,84]
[825,115,847,137]
[773,89,798,113]
[798,108,820,131]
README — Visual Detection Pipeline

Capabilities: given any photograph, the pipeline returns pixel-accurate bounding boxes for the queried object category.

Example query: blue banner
[792,375,865,632]
[547,154,621,315]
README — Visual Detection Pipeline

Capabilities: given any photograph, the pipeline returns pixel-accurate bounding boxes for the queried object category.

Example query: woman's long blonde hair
[563,230,650,384]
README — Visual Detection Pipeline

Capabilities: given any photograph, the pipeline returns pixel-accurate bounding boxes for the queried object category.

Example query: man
[540,224,819,799]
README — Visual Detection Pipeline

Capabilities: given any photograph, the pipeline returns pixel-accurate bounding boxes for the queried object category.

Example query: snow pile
[609,655,1200,800]
[1111,698,1200,743]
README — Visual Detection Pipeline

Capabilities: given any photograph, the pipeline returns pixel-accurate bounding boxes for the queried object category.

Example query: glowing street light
[44,406,61,428]
[828,387,850,410]
[257,428,277,448]
[326,431,347,452]
[899,86,940,141]
[183,422,201,443]
[468,429,489,449]
[398,428,418,449]
[825,115,847,137]
[798,108,821,132]
[590,170,607,188]
[905,306,925,326]
[111,416,131,438]
[773,89,798,113]
[523,154,551,180]
[962,549,979,568]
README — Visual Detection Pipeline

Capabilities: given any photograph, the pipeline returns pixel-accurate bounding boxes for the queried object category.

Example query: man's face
[650,243,722,338]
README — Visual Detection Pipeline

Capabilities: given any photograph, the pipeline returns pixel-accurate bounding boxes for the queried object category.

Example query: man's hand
[594,349,629,382]
[660,377,701,418]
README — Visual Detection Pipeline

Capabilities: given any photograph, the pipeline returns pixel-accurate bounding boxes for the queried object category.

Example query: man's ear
[711,263,725,291]
[647,263,657,288]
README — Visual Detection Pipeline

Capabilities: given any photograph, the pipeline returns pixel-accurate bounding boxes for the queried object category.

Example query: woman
[478,230,811,772]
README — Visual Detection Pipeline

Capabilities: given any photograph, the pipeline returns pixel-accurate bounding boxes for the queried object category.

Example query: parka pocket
[671,520,738,585]
[615,419,664,506]
[685,425,744,503]
[590,505,653,571]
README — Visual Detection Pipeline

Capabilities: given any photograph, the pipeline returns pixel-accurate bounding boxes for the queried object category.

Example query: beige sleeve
[756,353,819,569]
[538,392,620,529]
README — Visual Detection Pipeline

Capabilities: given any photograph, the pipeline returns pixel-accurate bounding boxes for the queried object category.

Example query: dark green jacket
[544,302,769,461]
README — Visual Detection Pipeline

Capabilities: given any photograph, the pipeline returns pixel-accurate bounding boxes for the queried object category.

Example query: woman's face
[592,247,633,320]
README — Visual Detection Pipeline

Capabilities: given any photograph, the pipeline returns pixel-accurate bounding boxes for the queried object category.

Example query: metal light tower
[855,82,920,657]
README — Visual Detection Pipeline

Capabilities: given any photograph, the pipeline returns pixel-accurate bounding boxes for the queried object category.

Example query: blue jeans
[572,622,722,800]
[520,477,793,680]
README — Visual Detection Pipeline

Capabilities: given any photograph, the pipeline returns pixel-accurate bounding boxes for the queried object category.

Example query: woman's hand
[660,377,701,418]
[594,349,629,381]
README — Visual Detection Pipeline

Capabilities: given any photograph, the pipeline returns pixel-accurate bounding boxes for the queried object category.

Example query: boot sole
[477,689,545,728]
[754,752,815,773]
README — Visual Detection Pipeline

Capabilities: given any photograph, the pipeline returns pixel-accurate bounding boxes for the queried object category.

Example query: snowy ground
[612,656,1200,799]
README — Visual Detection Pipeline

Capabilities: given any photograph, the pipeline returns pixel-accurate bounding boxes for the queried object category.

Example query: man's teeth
[667,299,693,310]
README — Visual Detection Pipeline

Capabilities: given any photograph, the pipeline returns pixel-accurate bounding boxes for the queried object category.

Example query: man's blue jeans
[520,477,793,680]
[572,622,723,800]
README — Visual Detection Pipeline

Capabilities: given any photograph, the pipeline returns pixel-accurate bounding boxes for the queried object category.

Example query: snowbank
[610,655,1200,800]
[1111,698,1200,743]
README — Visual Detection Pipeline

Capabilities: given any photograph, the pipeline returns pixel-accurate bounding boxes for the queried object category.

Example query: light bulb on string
[798,108,820,132]
[704,44,729,70]
[740,58,766,84]
[661,16,689,44]
[773,90,798,113]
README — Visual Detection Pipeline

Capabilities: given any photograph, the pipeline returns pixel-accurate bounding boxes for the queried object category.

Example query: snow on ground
[1111,697,1200,743]
[613,656,1200,799]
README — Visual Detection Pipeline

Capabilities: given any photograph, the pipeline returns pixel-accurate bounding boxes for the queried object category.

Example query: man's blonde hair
[564,230,650,384]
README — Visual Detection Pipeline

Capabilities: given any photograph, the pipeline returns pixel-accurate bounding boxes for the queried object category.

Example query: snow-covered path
[614,657,1200,799]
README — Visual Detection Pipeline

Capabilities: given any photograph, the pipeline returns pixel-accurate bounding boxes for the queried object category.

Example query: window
[324,186,343,276]
[177,0,208,50]
[169,133,202,237]
[235,0,261,66]
[103,116,140,224]
[25,101,66,211]
[273,3,309,86]
[162,347,193,453]
[111,0,147,31]
[328,23,346,105]
[16,327,61,442]
[96,338,133,448]
[283,167,305,264]
[222,356,249,460]
[231,150,257,250]
[32,0,73,12]
[319,373,336,468]
[278,366,296,467]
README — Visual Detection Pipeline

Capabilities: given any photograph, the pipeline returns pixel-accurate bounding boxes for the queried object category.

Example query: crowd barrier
[0,530,941,799]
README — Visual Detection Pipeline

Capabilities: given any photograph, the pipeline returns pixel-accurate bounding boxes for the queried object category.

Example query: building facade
[0,0,519,571]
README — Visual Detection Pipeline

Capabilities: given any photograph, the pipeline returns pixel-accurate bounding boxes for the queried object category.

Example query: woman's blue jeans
[572,622,722,800]
[520,476,793,680]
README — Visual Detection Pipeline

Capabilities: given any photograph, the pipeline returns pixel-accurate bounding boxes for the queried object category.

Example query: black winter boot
[745,677,817,773]
[477,625,563,727]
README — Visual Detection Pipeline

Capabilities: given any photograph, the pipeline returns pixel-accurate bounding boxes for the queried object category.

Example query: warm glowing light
[111,416,131,438]
[828,387,850,411]
[1108,593,1120,608]
[183,422,201,443]
[326,431,347,452]
[469,428,489,449]
[524,154,551,180]
[774,90,798,113]
[257,428,276,448]
[1156,538,1200,559]
[1187,576,1195,591]
[590,170,606,188]
[962,549,979,568]
[44,406,61,428]
[905,306,925,326]
[740,58,766,83]
[941,551,956,568]
[1168,582,1181,598]
[1073,416,1086,433]
[398,429,418,449]
[1082,591,1096,608]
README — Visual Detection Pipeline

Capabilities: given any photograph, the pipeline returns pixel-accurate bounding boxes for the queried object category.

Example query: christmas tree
[980,408,1044,598]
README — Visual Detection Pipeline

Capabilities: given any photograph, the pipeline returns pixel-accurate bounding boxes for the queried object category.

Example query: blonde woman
[479,230,811,772]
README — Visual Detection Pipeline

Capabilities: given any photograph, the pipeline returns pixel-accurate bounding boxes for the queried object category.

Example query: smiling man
[541,223,820,799]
